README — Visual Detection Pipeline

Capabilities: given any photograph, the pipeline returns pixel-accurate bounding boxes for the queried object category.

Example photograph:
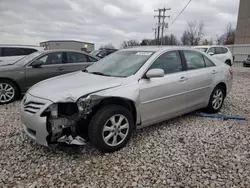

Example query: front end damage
[43,96,97,145]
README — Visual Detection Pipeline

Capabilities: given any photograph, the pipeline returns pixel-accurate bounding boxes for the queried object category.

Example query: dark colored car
[243,58,250,67]
[0,50,99,104]
[90,48,118,58]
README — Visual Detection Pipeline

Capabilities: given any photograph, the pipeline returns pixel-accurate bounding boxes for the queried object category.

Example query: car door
[182,50,214,109]
[139,50,189,125]
[62,52,96,73]
[24,51,66,90]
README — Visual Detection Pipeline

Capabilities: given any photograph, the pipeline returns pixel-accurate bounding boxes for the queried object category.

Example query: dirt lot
[1,65,250,188]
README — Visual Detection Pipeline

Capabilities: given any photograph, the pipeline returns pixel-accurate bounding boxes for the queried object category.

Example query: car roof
[43,49,88,53]
[0,44,44,50]
[41,49,100,59]
[120,46,193,52]
[194,45,228,48]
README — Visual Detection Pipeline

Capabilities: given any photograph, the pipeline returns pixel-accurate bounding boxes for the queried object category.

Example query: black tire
[225,60,232,66]
[0,79,19,105]
[205,85,225,113]
[88,105,134,153]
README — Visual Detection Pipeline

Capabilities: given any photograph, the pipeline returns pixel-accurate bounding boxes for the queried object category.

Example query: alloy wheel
[102,114,129,147]
[212,89,223,110]
[0,83,15,103]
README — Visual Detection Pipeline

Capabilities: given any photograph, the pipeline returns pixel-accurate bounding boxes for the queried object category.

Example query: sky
[0,0,240,49]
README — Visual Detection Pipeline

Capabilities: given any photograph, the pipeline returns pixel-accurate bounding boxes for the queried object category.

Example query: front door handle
[57,68,64,71]
[179,76,188,82]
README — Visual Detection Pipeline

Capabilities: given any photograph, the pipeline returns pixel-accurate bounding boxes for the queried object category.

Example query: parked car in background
[243,56,250,67]
[20,46,233,153]
[0,45,44,65]
[0,50,99,104]
[193,45,234,66]
[90,48,118,58]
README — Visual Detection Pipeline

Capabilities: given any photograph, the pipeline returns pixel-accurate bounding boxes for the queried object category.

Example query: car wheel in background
[88,105,134,153]
[0,79,19,105]
[205,85,225,113]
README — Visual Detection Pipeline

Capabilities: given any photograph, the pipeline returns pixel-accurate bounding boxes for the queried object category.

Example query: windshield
[14,51,42,66]
[87,50,154,77]
[90,50,101,56]
[195,48,208,52]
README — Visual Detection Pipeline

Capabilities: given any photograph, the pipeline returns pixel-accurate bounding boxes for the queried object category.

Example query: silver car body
[20,46,233,146]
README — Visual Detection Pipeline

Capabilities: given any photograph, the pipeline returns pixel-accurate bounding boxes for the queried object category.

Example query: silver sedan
[20,46,233,153]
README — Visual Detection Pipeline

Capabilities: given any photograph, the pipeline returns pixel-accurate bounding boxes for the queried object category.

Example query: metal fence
[227,44,250,63]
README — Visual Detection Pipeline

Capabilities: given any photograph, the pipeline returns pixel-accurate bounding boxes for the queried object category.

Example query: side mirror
[32,60,43,68]
[208,52,214,56]
[97,53,104,58]
[146,68,164,79]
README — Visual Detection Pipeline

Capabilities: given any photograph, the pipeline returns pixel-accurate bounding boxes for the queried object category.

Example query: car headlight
[49,104,58,118]
[77,96,92,113]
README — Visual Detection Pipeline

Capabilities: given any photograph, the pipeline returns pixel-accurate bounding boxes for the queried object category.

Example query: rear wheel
[0,79,19,105]
[205,85,225,113]
[88,105,134,153]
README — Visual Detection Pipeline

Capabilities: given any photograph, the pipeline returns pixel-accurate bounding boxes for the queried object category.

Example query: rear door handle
[57,68,64,71]
[212,70,217,74]
[179,76,188,82]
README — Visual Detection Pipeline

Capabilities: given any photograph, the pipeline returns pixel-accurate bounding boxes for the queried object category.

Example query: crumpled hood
[28,71,124,102]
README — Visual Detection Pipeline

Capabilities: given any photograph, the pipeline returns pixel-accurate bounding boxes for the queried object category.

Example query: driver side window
[36,52,63,65]
[149,51,183,74]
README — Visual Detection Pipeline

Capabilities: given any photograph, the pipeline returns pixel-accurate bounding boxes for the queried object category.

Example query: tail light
[229,67,233,74]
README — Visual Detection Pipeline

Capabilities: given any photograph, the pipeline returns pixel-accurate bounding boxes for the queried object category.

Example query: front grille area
[23,101,45,114]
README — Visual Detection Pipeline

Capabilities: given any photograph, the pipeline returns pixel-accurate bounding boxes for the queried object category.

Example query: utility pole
[154,7,171,45]
[154,9,162,45]
[152,28,157,43]
[160,8,170,45]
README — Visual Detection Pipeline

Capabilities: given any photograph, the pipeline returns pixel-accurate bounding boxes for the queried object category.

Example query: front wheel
[0,79,19,105]
[205,85,225,113]
[88,105,134,153]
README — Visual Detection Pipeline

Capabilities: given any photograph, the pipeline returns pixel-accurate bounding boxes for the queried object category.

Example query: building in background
[235,0,250,44]
[40,40,95,52]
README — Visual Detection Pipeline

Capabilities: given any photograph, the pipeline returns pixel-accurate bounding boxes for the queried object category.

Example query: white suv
[0,45,44,65]
[193,45,234,66]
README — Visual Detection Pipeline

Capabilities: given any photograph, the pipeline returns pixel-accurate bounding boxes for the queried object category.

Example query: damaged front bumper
[20,93,52,146]
[20,93,92,147]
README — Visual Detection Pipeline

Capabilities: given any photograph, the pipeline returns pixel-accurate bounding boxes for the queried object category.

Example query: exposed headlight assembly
[77,96,92,115]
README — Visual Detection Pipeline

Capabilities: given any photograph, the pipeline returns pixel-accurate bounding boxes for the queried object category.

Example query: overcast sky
[0,0,240,49]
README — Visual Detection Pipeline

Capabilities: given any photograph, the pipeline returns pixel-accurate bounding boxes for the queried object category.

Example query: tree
[181,21,205,45]
[161,34,180,45]
[201,38,213,45]
[216,23,235,45]
[121,40,140,48]
[140,39,151,46]
[99,43,115,49]
[181,30,189,45]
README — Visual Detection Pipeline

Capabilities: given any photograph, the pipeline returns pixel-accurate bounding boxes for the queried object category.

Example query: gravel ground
[1,65,250,188]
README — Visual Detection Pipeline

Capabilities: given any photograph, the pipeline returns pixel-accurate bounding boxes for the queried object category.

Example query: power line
[167,0,192,29]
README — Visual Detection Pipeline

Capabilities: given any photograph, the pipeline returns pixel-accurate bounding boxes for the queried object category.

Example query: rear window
[215,47,225,54]
[0,47,37,57]
[22,48,37,55]
[223,48,228,53]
